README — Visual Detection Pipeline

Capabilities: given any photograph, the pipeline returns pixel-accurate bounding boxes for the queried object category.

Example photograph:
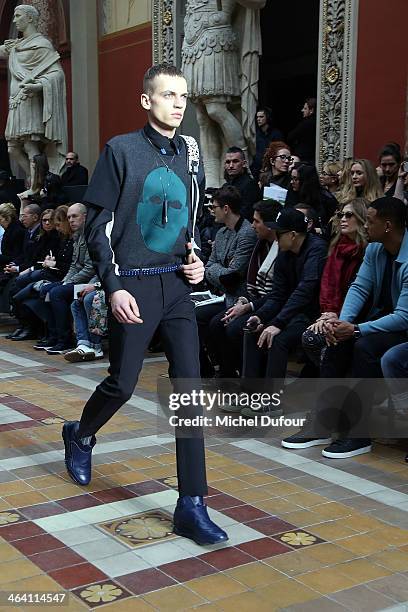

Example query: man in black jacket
[61,152,88,187]
[223,147,261,221]
[288,98,317,163]
[224,208,327,416]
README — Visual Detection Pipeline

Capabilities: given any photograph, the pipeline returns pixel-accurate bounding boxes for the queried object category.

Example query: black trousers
[314,331,408,436]
[78,272,207,497]
[207,310,251,376]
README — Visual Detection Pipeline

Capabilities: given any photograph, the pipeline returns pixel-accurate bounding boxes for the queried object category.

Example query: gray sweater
[205,217,257,305]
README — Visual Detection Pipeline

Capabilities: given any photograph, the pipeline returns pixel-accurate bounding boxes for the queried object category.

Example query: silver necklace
[145,136,177,225]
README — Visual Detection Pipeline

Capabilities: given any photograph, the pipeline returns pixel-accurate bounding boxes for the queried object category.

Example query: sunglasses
[336,211,355,220]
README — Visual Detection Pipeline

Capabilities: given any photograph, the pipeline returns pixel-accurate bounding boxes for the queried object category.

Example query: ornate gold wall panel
[152,0,175,64]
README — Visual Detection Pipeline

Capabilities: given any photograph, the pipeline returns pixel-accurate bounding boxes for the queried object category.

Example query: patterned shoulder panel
[180,135,200,175]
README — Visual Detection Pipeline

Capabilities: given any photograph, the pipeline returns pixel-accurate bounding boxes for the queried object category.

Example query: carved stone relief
[316,0,358,167]
[152,0,175,64]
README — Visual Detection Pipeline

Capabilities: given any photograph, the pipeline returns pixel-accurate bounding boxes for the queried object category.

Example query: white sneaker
[93,347,104,360]
[64,345,95,363]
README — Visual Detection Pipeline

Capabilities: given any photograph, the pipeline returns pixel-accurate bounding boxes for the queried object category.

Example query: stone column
[69,0,100,172]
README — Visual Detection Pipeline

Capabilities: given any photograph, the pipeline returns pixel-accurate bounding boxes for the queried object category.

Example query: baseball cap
[265,208,308,233]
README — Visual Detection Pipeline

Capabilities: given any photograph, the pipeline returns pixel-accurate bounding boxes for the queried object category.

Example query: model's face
[256,111,267,127]
[380,155,399,179]
[338,204,359,237]
[365,207,387,242]
[290,168,300,191]
[41,214,55,232]
[224,152,246,178]
[252,210,271,240]
[351,163,366,188]
[13,9,30,32]
[67,206,86,232]
[141,75,188,133]
[271,148,291,174]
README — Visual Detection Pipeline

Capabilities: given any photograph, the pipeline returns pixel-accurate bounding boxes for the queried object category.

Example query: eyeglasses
[42,218,52,224]
[273,155,292,162]
[290,176,300,182]
[336,211,355,220]
[208,204,222,210]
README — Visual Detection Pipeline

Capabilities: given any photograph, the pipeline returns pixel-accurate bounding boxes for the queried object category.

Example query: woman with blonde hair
[0,202,25,266]
[300,198,369,368]
[320,161,342,195]
[338,159,383,205]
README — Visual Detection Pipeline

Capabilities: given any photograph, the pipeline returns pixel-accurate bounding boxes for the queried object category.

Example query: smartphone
[403,161,408,173]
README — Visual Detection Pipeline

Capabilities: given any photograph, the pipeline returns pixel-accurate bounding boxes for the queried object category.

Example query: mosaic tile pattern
[0,336,407,610]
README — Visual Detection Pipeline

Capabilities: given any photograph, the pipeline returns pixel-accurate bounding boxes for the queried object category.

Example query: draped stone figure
[0,5,68,194]
[182,0,265,187]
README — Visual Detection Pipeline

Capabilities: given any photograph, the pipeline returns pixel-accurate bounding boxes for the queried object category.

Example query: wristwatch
[353,324,362,339]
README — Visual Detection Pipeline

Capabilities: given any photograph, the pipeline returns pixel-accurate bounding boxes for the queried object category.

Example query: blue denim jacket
[340,231,408,335]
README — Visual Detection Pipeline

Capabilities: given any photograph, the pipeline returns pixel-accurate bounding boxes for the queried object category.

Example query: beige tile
[0,481,34,496]
[296,567,357,594]
[4,491,49,508]
[264,550,324,576]
[186,574,248,601]
[233,488,275,504]
[257,578,319,607]
[220,463,259,477]
[93,463,131,476]
[216,590,276,612]
[143,585,205,610]
[286,491,329,507]
[239,473,280,486]
[0,559,43,585]
[213,478,249,493]
[336,558,392,583]
[103,598,155,611]
[371,526,408,546]
[337,534,390,555]
[370,549,408,572]
[308,521,357,541]
[301,543,357,565]
[123,458,160,470]
[311,502,353,519]
[27,475,66,489]
[225,562,285,588]
[282,510,328,528]
[0,541,23,562]
[253,498,300,514]
[335,514,385,533]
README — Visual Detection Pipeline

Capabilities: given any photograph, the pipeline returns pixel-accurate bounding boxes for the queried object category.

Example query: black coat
[33,230,61,267]
[253,233,328,328]
[0,220,25,265]
[61,164,89,187]
[224,173,262,221]
[288,115,316,162]
[15,225,42,270]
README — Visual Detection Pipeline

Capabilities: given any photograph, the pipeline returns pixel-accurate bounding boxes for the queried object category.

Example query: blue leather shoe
[173,496,229,545]
[62,421,95,486]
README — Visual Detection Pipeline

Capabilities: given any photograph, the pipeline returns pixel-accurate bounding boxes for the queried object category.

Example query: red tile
[116,568,176,595]
[199,546,253,570]
[0,424,13,432]
[246,517,296,536]
[30,547,85,572]
[207,486,219,496]
[12,533,65,556]
[237,537,291,559]
[206,493,245,511]
[126,480,168,495]
[160,557,217,581]
[93,487,136,503]
[223,505,269,523]
[0,521,45,541]
[58,495,103,511]
[50,563,108,589]
[19,502,67,520]
[11,421,41,430]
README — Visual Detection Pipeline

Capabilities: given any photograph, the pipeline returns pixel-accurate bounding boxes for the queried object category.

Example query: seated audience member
[335,157,355,205]
[251,108,283,181]
[223,147,261,221]
[20,206,75,349]
[206,199,282,377]
[61,152,89,187]
[294,204,320,233]
[259,141,292,190]
[224,209,327,416]
[302,199,368,366]
[33,203,96,354]
[196,185,257,375]
[378,143,401,196]
[339,159,383,205]
[283,197,408,458]
[394,161,408,205]
[286,163,337,229]
[320,161,342,195]
[64,284,104,362]
[289,155,301,173]
[0,203,25,267]
[381,343,408,462]
[287,97,317,163]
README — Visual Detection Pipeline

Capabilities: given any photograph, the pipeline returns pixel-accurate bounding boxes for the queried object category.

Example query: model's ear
[141,93,151,111]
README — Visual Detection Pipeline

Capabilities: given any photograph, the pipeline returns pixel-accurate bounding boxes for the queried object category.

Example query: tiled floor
[0,328,407,610]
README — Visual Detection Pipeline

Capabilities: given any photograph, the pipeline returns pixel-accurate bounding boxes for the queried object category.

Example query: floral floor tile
[72,581,132,607]
[98,510,176,548]
[275,530,325,549]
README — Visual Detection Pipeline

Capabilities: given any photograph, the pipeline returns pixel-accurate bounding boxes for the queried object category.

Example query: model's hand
[333,321,354,342]
[182,243,204,284]
[257,325,281,349]
[110,290,143,324]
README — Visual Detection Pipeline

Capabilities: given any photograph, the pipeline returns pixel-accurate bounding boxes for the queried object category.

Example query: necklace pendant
[162,199,168,225]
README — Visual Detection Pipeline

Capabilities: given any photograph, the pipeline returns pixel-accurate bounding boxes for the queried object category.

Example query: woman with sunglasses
[302,198,368,365]
[259,141,292,190]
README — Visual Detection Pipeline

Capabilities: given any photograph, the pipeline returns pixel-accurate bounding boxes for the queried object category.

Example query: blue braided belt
[118,263,182,277]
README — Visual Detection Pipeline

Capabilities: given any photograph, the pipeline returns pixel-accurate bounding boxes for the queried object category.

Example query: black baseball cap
[265,208,308,233]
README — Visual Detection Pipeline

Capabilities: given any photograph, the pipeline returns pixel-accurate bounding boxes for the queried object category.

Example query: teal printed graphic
[137,167,188,254]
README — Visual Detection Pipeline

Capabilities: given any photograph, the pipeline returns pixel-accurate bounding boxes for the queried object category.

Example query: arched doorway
[258,0,320,139]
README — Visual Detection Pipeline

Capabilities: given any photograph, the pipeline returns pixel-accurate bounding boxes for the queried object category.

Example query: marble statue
[0,5,68,195]
[182,0,266,187]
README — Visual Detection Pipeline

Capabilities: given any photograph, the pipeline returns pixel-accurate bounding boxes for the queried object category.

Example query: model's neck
[148,119,176,139]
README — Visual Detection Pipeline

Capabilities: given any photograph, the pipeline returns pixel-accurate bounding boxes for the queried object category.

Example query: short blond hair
[0,202,17,223]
